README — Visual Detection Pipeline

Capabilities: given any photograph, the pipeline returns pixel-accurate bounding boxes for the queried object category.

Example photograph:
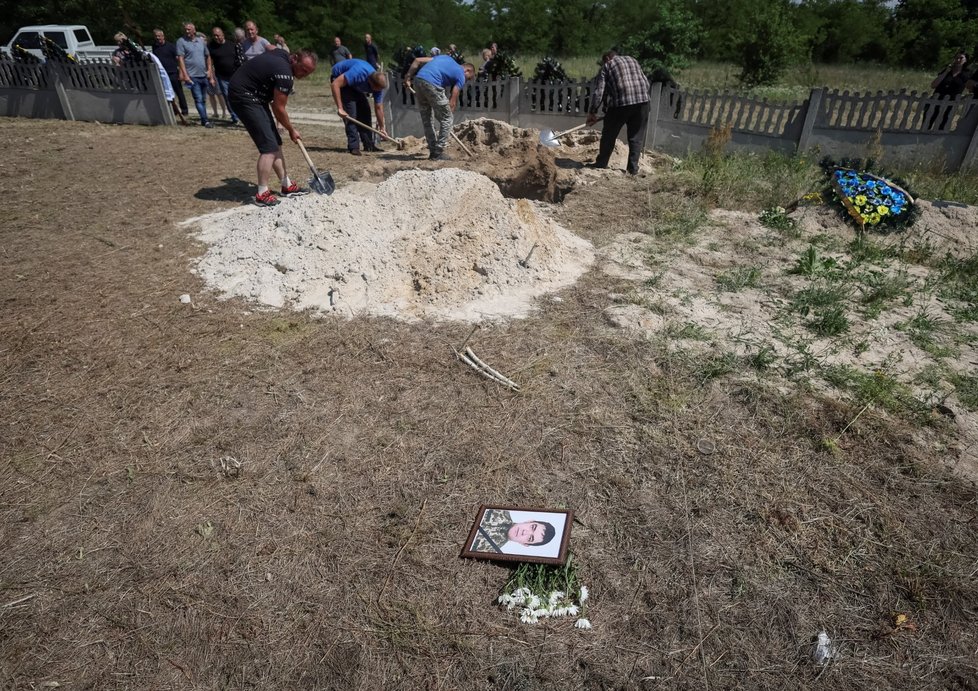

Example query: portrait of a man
[462,506,572,564]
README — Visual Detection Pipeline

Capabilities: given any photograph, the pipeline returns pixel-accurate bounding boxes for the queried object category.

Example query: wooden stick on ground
[451,132,474,157]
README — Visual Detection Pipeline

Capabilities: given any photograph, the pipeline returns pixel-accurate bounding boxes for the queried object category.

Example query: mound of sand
[794,200,978,258]
[190,169,594,322]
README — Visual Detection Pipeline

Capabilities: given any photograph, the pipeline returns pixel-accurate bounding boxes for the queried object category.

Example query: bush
[735,3,801,87]
[617,0,701,75]
[485,52,522,79]
[531,57,569,83]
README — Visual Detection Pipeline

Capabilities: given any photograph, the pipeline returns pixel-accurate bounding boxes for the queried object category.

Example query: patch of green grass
[902,169,978,206]
[647,195,708,242]
[621,290,670,316]
[665,321,711,341]
[696,351,739,382]
[715,266,762,292]
[847,234,897,266]
[668,150,822,210]
[789,245,840,279]
[937,253,978,322]
[895,310,956,358]
[790,284,848,316]
[823,364,927,418]
[758,206,795,232]
[746,344,777,371]
[808,306,850,336]
[948,372,978,410]
[810,233,845,252]
[856,268,913,318]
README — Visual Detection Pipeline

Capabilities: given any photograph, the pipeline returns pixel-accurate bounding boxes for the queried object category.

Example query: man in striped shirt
[586,50,650,175]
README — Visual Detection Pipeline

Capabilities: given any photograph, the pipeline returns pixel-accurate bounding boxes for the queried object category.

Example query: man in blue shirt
[330,58,388,155]
[404,55,475,160]
[176,22,216,127]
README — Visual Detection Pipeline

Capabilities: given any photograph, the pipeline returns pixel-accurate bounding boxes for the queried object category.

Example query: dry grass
[0,118,977,689]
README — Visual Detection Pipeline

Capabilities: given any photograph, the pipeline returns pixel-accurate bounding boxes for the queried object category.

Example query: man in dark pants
[152,28,188,116]
[330,58,388,155]
[586,50,650,175]
[364,33,379,69]
[228,48,318,206]
[208,26,239,124]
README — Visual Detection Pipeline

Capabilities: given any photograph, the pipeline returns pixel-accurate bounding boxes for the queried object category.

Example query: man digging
[404,55,475,160]
[586,49,650,175]
[228,47,318,207]
[330,58,388,155]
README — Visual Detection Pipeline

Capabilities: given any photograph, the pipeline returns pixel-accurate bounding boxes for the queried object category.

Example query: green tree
[889,0,976,68]
[735,0,802,86]
[614,0,701,74]
[796,0,891,64]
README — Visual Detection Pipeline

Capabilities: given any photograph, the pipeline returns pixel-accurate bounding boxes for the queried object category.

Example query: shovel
[539,118,603,147]
[296,139,335,195]
[342,114,406,150]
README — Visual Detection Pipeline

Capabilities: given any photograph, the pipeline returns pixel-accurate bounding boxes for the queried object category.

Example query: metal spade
[296,140,335,195]
[539,117,603,147]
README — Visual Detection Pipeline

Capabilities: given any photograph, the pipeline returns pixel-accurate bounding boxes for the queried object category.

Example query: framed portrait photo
[460,505,573,565]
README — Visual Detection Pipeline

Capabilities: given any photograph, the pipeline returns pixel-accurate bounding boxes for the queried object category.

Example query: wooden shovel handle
[296,139,317,172]
[553,118,603,140]
[342,114,400,145]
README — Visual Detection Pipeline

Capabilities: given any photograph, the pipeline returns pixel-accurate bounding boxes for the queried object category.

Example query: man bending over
[228,47,318,206]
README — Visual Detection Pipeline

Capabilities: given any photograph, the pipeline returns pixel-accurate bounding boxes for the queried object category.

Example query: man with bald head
[176,22,215,127]
[208,26,238,123]
[241,20,275,61]
[364,33,379,69]
[229,48,318,206]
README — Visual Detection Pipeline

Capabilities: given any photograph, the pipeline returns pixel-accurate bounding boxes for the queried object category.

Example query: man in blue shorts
[228,48,318,207]
[404,55,475,160]
[330,58,388,155]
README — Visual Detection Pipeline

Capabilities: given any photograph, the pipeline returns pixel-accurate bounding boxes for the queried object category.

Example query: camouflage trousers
[415,77,453,155]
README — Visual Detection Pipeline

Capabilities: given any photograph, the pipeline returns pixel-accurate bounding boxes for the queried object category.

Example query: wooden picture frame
[460,504,573,565]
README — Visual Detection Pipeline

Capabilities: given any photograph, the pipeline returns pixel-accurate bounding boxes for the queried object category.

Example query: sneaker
[254,190,280,207]
[203,121,214,129]
[349,149,362,156]
[281,182,308,197]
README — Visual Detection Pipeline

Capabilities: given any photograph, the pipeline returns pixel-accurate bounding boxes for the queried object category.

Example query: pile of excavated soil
[348,119,651,200]
[189,169,594,322]
[455,118,654,174]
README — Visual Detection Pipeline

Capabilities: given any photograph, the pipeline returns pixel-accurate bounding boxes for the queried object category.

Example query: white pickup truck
[2,25,117,61]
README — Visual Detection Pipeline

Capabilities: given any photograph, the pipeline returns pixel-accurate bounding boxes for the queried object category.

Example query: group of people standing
[141,20,285,129]
[119,25,650,206]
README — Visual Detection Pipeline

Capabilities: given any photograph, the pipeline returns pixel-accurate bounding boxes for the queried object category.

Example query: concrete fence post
[508,76,520,126]
[147,62,176,126]
[796,87,824,153]
[960,104,978,171]
[49,63,75,121]
[645,81,662,150]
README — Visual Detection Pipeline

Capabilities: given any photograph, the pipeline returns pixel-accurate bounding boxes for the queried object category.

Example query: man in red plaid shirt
[586,50,650,175]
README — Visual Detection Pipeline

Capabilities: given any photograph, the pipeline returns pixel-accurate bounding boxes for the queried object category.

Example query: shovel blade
[309,170,335,195]
[539,129,559,147]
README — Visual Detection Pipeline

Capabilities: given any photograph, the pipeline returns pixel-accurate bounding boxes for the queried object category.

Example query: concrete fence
[0,58,175,126]
[387,75,978,171]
